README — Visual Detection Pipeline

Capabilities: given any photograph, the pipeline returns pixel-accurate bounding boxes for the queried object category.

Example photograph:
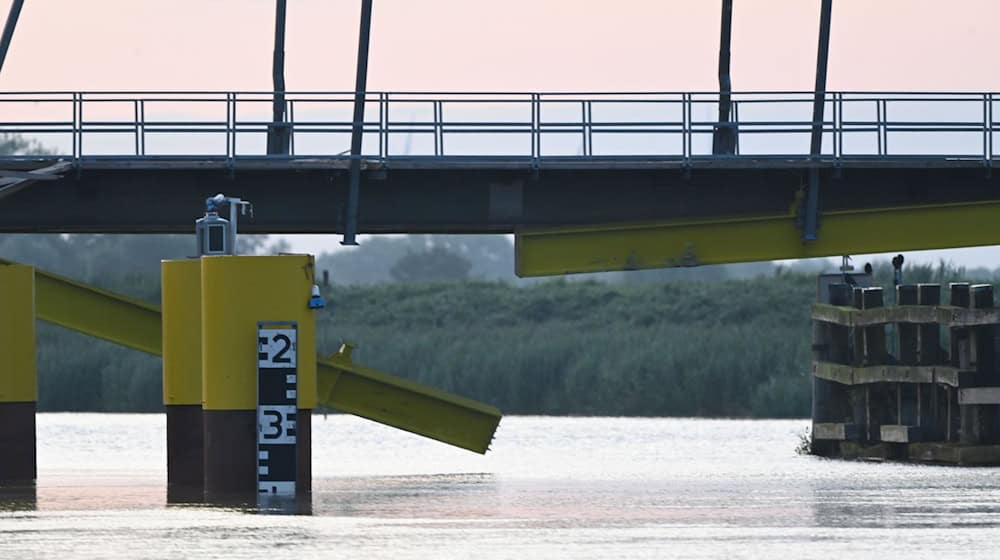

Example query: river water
[2,414,1000,559]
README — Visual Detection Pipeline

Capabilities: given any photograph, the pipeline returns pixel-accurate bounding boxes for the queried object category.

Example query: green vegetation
[316,277,815,417]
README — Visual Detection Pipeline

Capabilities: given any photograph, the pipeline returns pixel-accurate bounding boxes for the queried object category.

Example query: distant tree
[0,133,50,156]
[389,246,472,283]
[317,234,517,285]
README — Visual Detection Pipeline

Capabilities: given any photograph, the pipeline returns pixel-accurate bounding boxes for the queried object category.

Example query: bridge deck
[1,91,998,234]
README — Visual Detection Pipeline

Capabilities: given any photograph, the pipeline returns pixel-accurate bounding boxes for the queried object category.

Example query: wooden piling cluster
[811,281,1000,465]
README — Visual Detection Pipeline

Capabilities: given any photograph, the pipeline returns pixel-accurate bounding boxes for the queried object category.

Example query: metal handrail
[0,91,997,162]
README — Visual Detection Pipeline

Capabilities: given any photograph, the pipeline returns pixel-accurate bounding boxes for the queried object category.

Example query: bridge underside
[0,157,997,234]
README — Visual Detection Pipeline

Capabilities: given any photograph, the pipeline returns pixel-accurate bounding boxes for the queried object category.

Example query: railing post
[682,93,691,163]
[586,100,593,157]
[74,93,83,162]
[139,98,146,157]
[989,93,995,164]
[832,93,839,160]
[379,92,387,161]
[984,93,991,166]
[227,93,235,162]
[531,93,540,165]
[834,93,844,160]
[880,98,889,156]
[288,99,295,156]
[875,98,883,156]
[436,100,444,156]
[732,99,740,155]
[432,99,440,157]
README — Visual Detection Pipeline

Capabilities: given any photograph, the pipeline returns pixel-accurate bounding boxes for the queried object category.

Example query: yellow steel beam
[0,258,501,453]
[0,257,162,354]
[317,344,501,454]
[516,200,1000,277]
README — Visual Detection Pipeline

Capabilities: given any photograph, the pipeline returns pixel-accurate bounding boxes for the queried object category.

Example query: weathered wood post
[959,284,996,444]
[811,282,855,454]
[950,282,979,445]
[893,285,920,440]
[897,284,918,365]
[914,284,941,438]
[859,287,894,445]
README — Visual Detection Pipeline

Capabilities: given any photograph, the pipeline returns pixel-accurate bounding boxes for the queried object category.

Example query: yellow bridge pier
[161,259,204,502]
[0,265,36,485]
[201,255,317,503]
[0,255,501,503]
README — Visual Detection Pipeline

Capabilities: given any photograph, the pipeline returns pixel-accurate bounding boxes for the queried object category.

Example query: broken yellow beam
[0,258,501,454]
[516,200,1000,277]
[318,344,501,454]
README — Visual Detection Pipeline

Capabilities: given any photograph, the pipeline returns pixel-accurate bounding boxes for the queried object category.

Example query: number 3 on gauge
[258,405,296,444]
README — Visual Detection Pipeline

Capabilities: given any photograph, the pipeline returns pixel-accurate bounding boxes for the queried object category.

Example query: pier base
[0,402,35,483]
[166,404,204,502]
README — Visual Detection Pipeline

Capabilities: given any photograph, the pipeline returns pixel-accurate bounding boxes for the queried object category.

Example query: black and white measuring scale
[256,321,298,500]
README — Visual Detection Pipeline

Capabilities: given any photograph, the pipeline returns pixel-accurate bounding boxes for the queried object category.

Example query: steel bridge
[2,0,999,275]
[2,90,998,275]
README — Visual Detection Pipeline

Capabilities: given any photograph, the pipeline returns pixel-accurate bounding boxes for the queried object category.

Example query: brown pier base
[204,409,256,504]
[203,409,311,504]
[166,404,204,502]
[0,402,36,485]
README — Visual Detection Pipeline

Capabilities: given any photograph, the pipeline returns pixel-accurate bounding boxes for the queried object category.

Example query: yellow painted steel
[162,259,202,406]
[0,257,163,354]
[201,255,318,411]
[318,344,501,454]
[0,256,502,452]
[0,265,36,402]
[516,200,1000,277]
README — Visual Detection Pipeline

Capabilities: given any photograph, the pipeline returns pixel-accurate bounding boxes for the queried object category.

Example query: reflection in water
[0,484,36,512]
[811,470,1000,529]
[4,414,1000,559]
[313,473,497,519]
[257,493,313,516]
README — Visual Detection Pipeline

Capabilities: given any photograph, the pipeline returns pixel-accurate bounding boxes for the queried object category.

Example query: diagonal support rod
[342,0,374,246]
[712,0,736,155]
[0,0,25,77]
[0,161,72,201]
[803,0,833,241]
[267,0,290,155]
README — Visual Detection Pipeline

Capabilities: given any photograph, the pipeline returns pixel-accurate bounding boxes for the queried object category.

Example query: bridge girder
[515,199,1000,277]
[0,161,995,235]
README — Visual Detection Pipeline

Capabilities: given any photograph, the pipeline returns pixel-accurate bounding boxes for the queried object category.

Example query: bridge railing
[0,91,996,164]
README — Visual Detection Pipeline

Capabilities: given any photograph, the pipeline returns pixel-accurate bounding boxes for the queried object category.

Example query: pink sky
[2,0,998,92]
